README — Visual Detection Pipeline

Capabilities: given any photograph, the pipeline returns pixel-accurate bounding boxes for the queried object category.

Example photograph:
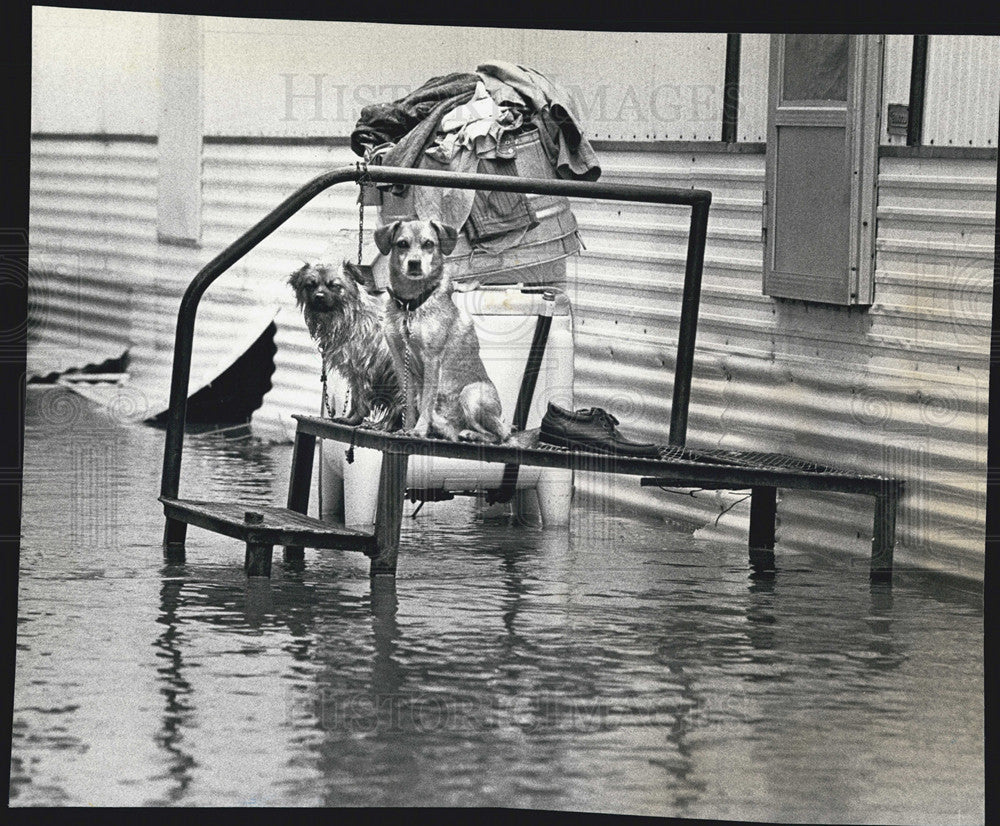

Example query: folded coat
[476,61,601,181]
[351,64,598,255]
[350,72,480,160]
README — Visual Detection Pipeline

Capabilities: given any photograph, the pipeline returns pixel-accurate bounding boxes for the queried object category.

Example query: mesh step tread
[682,448,871,477]
[294,416,892,482]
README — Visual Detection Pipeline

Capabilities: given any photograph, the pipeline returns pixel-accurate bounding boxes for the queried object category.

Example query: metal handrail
[160,164,711,546]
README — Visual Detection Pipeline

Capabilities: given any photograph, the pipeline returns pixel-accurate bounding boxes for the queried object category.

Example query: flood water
[11,385,984,820]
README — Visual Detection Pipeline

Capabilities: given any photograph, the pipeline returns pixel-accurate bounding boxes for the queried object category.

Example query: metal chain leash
[317,341,327,518]
[357,158,413,432]
[356,159,374,268]
[403,309,412,430]
[319,342,329,418]
[358,184,365,267]
[318,170,372,510]
[344,168,371,461]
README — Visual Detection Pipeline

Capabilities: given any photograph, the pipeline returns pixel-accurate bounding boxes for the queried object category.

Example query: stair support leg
[748,486,777,573]
[871,488,897,581]
[163,517,187,562]
[371,450,409,578]
[283,430,316,562]
[246,541,274,577]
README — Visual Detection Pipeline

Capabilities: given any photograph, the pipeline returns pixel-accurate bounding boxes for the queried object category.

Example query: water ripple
[10,388,984,819]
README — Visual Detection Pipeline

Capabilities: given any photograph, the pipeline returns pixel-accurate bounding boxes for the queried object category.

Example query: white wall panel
[521,31,727,141]
[736,33,769,142]
[157,14,204,244]
[32,10,1000,153]
[881,34,913,146]
[200,19,727,140]
[31,6,158,135]
[924,35,1000,148]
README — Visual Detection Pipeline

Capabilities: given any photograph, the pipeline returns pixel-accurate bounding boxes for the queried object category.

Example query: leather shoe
[540,402,660,458]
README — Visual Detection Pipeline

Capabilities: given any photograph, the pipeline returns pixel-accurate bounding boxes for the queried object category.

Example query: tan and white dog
[374,219,509,444]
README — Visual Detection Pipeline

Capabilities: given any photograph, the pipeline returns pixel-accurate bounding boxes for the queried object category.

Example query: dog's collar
[387,284,436,313]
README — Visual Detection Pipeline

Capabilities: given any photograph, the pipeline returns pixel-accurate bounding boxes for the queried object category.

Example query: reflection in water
[11,389,985,819]
[186,426,281,507]
[243,579,275,629]
[745,574,778,652]
[869,580,894,631]
[498,545,528,659]
[369,578,403,697]
[153,572,197,803]
[867,581,898,663]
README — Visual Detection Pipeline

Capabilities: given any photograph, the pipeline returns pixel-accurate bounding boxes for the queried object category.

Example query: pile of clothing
[351,62,601,256]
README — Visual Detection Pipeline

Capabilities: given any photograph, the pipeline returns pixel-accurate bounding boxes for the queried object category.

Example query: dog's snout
[406,258,423,273]
[310,286,334,307]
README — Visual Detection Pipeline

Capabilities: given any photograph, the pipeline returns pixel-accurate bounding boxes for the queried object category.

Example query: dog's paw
[408,418,432,439]
[504,428,540,448]
[452,277,482,293]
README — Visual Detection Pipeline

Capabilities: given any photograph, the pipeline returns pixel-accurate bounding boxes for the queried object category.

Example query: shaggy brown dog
[288,260,402,428]
[375,219,509,444]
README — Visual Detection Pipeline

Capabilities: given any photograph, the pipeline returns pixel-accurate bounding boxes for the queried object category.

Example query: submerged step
[159,497,376,553]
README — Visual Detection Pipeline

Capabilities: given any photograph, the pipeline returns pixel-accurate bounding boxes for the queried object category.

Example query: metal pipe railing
[160,164,711,546]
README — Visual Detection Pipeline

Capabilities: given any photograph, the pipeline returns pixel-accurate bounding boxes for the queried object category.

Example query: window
[763,35,882,305]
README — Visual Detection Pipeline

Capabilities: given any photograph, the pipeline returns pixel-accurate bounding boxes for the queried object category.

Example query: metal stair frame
[158,165,712,575]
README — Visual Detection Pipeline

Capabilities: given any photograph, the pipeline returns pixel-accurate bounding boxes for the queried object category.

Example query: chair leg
[871,489,897,581]
[283,430,316,562]
[371,451,409,577]
[748,486,777,573]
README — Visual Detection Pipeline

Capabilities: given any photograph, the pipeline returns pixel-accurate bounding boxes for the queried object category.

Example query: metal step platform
[159,496,376,576]
[296,417,902,580]
[157,165,902,584]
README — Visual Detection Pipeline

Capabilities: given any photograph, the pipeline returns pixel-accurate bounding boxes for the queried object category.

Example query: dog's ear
[373,220,402,255]
[430,221,459,256]
[287,263,311,306]
[343,261,379,294]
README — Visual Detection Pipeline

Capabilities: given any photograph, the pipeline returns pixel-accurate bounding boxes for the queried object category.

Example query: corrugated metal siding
[28,137,992,579]
[27,138,328,424]
[569,149,992,580]
[924,36,1000,148]
[28,139,154,376]
[198,142,365,442]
